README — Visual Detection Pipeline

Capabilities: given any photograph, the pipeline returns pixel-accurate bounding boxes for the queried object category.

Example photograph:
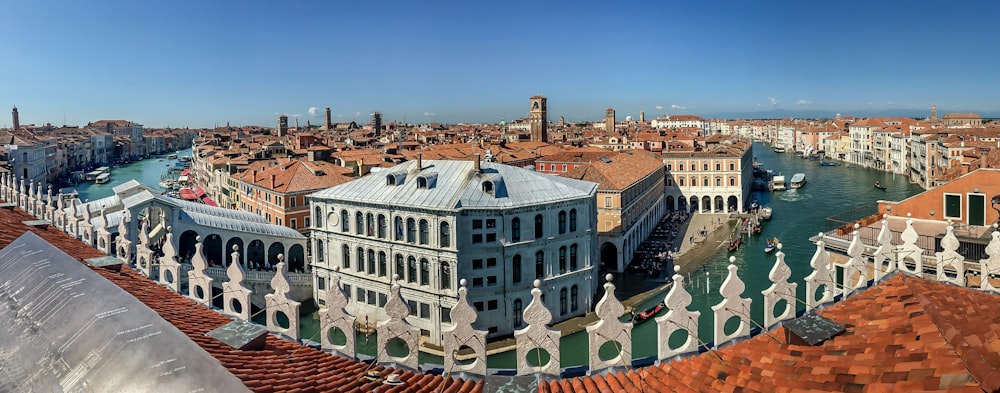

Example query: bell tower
[529,95,547,143]
[12,106,19,131]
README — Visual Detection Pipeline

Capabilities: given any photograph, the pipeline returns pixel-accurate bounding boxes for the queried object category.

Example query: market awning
[194,187,206,197]
[180,169,191,176]
[201,196,218,207]
[178,188,198,200]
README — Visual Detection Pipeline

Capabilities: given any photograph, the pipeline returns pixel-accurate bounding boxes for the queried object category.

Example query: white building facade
[309,159,599,344]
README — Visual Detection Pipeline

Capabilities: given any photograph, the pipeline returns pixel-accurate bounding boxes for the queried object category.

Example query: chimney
[270,174,275,189]
[474,153,481,173]
[251,170,256,184]
[416,153,422,170]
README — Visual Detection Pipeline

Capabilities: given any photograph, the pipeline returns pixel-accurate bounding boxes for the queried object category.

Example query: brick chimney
[474,153,481,173]
[416,153,422,170]
[270,174,275,189]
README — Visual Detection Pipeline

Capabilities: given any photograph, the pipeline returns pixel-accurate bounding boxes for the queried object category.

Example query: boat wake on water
[777,189,812,202]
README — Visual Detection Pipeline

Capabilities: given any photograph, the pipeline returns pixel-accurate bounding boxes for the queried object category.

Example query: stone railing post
[515,279,560,377]
[115,210,132,265]
[186,235,213,306]
[442,278,487,377]
[319,267,356,358]
[762,243,797,328]
[979,224,1000,292]
[377,274,420,370]
[222,245,252,321]
[586,274,632,374]
[95,207,113,255]
[712,258,751,347]
[265,255,301,341]
[897,213,924,275]
[158,230,182,293]
[656,267,700,361]
[842,224,868,297]
[805,233,836,311]
[935,222,966,286]
[873,215,896,281]
[134,219,154,277]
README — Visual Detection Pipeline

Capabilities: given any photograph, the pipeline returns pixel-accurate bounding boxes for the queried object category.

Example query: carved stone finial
[897,214,923,275]
[762,242,797,328]
[443,278,487,376]
[158,231,181,293]
[187,234,213,306]
[222,244,252,320]
[980,230,1000,292]
[587,273,632,373]
[657,269,700,360]
[843,221,868,296]
[377,273,420,370]
[266,260,301,340]
[320,267,356,357]
[805,233,835,311]
[515,278,560,376]
[712,263,751,347]
[935,223,965,286]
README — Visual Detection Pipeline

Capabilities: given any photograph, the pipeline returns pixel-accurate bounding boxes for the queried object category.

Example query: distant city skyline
[2,1,998,128]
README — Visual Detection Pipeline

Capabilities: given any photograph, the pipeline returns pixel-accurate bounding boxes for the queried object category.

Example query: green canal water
[79,143,923,370]
[71,147,192,201]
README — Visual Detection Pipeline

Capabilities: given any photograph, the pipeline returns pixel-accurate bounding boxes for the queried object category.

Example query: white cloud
[291,114,301,118]
[671,104,686,110]
[887,101,894,105]
[768,97,779,106]
[795,99,813,105]
[424,112,436,117]
[655,105,663,110]
[308,107,318,117]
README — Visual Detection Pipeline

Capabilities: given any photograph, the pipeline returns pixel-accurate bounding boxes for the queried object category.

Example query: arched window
[356,247,364,272]
[513,299,523,328]
[440,262,451,289]
[395,254,404,279]
[394,217,403,241]
[378,251,387,277]
[559,287,568,315]
[407,256,417,283]
[512,255,522,284]
[679,177,685,186]
[716,162,721,170]
[535,251,544,279]
[703,177,709,186]
[341,210,349,232]
[558,211,567,234]
[716,177,722,186]
[355,212,364,235]
[406,218,416,243]
[569,209,577,232]
[534,214,544,239]
[377,214,387,238]
[367,249,376,274]
[439,222,451,247]
[730,177,736,186]
[419,219,429,245]
[570,244,578,271]
[420,258,429,286]
[314,206,322,227]
[511,217,521,242]
[366,213,374,236]
[729,162,735,171]
[316,240,325,262]
[571,285,579,312]
[342,245,350,269]
[558,246,567,273]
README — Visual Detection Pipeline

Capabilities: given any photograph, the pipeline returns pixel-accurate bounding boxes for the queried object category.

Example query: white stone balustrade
[515,279,560,377]
[115,210,132,264]
[222,245,253,321]
[586,274,632,374]
[805,232,836,311]
[95,207,113,255]
[980,224,1000,293]
[897,213,924,275]
[656,267,700,361]
[158,231,182,293]
[134,218,155,277]
[319,267,356,358]
[935,222,965,286]
[442,278,487,377]
[873,215,896,281]
[762,243,797,328]
[842,224,868,297]
[187,236,214,307]
[712,258,751,347]
[265,255,301,341]
[377,275,420,370]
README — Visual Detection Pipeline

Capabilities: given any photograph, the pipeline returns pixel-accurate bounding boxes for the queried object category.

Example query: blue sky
[2,1,997,127]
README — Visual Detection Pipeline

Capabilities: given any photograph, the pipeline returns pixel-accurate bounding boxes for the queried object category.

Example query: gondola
[631,302,665,324]
[874,182,887,191]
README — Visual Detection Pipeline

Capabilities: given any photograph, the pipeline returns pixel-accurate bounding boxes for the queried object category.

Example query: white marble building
[308,157,599,344]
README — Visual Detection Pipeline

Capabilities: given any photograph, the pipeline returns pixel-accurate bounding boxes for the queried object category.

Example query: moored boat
[95,173,110,184]
[631,302,665,324]
[760,206,772,220]
[771,175,786,191]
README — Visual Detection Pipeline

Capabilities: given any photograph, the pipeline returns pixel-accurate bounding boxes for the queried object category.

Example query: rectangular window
[487,299,498,310]
[474,301,484,312]
[343,284,351,299]
[420,303,430,319]
[367,290,377,305]
[486,219,496,228]
[473,259,483,269]
[604,196,612,208]
[290,218,297,229]
[441,307,452,323]
[356,287,365,302]
[305,217,311,227]
[486,233,497,242]
[488,326,498,334]
[378,293,387,307]
[316,276,325,290]
[487,276,497,286]
[472,219,483,229]
[473,277,484,287]
[944,193,962,219]
[486,258,497,268]
[472,234,483,243]
[969,194,986,226]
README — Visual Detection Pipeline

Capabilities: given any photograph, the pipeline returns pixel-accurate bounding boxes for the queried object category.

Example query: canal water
[72,147,192,201]
[78,143,923,369]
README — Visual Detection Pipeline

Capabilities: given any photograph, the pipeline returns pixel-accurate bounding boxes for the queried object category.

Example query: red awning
[180,169,192,176]
[178,188,198,200]
[201,196,218,207]
[194,187,206,197]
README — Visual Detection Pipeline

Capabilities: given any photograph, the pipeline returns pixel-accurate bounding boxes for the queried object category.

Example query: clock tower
[529,95,547,143]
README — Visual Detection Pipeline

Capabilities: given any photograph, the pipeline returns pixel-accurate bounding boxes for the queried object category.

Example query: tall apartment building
[308,158,598,344]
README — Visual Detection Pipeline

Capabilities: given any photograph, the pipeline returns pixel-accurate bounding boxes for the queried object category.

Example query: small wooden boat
[760,206,772,220]
[727,235,742,252]
[874,183,887,190]
[631,302,665,324]
[764,244,775,253]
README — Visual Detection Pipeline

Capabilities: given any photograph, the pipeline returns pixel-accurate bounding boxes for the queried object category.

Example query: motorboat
[790,173,806,189]
[760,206,773,220]
[773,146,786,153]
[819,161,840,166]
[95,173,111,184]
[771,175,786,191]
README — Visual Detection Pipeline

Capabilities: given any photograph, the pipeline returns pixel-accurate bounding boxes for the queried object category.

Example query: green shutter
[945,194,962,218]
[969,194,985,226]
